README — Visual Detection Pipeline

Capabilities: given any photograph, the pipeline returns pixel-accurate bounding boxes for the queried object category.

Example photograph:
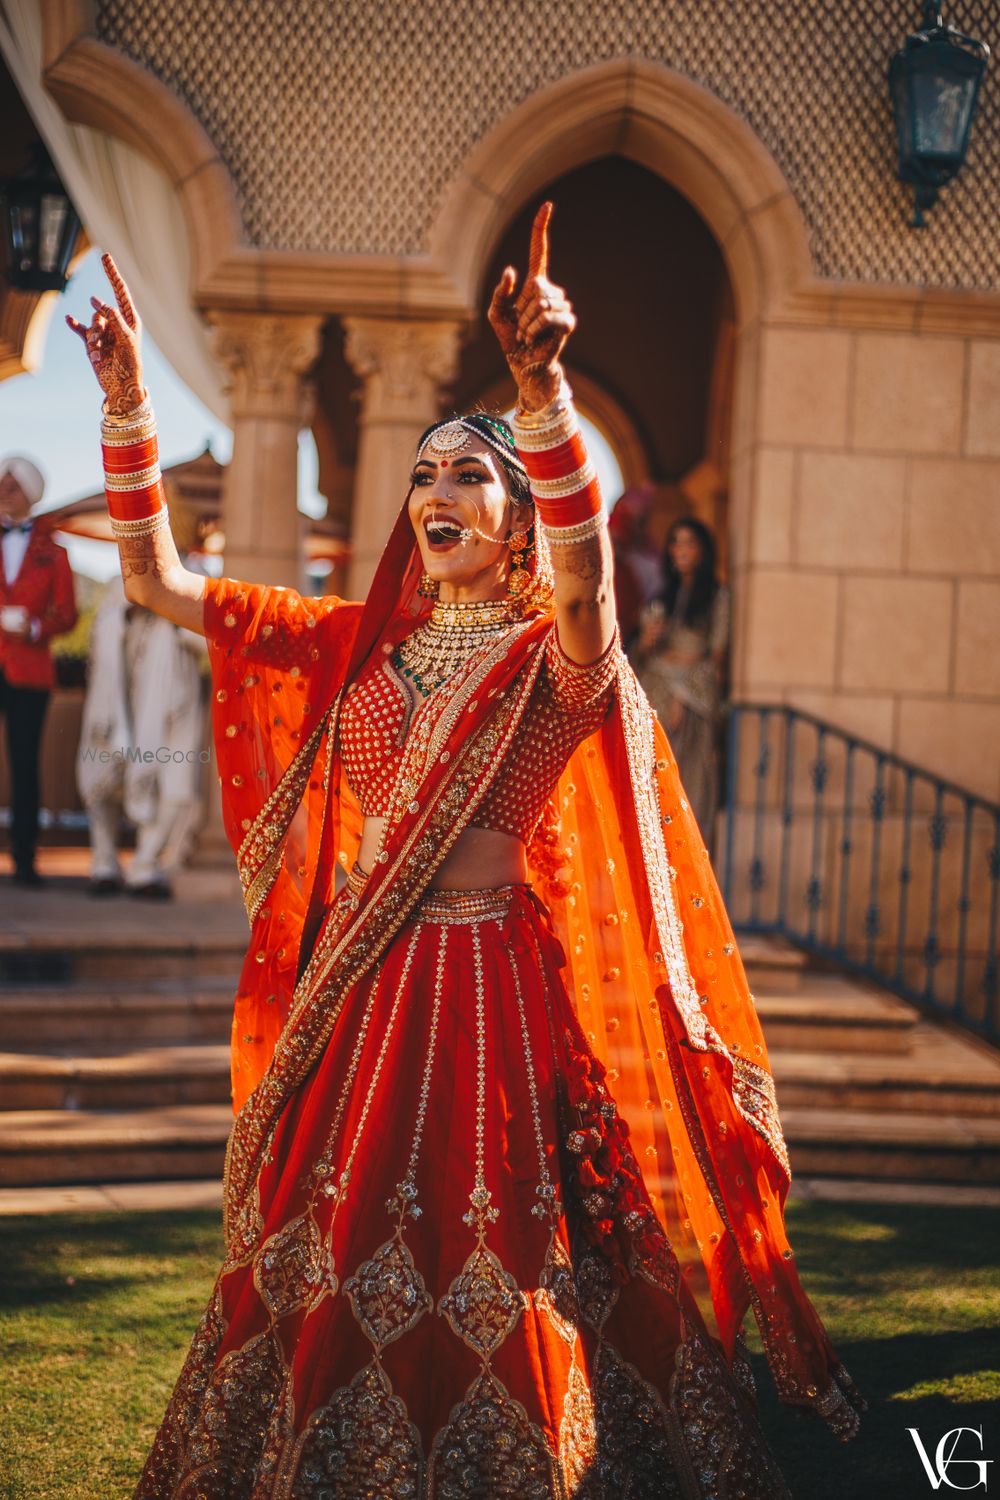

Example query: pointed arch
[430,57,813,330]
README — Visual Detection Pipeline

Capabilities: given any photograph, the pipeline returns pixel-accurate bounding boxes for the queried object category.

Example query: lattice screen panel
[96,0,999,290]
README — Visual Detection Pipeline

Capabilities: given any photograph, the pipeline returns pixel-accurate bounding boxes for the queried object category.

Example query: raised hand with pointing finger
[66,253,146,417]
[488,201,576,414]
[65,253,205,635]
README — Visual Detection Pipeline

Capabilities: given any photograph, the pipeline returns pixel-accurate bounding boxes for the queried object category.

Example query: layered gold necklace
[393,597,520,697]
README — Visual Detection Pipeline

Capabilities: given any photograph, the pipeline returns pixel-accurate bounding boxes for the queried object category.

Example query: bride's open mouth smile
[424,515,469,551]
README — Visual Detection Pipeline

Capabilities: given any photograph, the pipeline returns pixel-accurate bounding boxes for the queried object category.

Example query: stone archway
[430,58,815,688]
[430,58,812,329]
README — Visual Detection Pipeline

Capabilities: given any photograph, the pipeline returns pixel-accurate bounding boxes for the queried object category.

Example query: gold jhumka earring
[506,527,533,600]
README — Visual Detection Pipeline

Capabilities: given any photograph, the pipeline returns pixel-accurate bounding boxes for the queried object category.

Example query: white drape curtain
[0,0,227,418]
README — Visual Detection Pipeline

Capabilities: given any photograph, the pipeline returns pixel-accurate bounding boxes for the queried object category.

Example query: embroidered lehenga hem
[135,884,790,1500]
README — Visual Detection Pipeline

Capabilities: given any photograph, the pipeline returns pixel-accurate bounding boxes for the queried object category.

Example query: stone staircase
[742,938,1000,1184]
[0,928,239,1186]
[1,928,998,1192]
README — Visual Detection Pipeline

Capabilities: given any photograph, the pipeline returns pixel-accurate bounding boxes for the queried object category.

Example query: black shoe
[126,880,174,901]
[12,866,45,888]
[89,876,125,897]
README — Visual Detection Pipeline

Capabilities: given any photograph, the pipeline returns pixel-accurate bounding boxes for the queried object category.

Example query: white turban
[0,456,45,508]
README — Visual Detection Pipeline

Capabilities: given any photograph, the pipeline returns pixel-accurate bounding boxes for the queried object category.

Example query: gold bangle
[109,508,169,539]
[100,420,157,448]
[541,510,607,546]
[101,395,152,428]
[512,377,575,428]
[104,462,162,492]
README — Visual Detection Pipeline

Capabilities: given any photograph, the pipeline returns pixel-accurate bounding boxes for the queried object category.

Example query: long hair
[659,515,719,625]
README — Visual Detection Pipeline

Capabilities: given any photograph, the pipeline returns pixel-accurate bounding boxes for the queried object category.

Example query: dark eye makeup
[409,467,490,486]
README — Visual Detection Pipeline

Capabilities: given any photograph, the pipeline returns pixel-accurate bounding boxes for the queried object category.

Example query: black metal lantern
[889,2,990,227]
[1,145,82,293]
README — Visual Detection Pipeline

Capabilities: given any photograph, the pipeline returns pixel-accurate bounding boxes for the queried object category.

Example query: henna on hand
[66,253,147,414]
[488,201,576,413]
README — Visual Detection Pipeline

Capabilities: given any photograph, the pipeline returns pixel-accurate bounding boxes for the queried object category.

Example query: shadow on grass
[0,1210,223,1313]
[756,1325,999,1500]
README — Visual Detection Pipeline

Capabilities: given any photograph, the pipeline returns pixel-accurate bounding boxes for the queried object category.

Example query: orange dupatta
[202,499,863,1439]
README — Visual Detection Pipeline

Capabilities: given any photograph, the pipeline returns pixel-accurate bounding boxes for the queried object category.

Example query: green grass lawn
[0,1199,997,1499]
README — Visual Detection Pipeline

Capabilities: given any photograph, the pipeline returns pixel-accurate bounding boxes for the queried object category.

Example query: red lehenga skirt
[135,881,790,1500]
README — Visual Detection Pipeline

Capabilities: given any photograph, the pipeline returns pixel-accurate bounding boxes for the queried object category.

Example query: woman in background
[632,517,729,846]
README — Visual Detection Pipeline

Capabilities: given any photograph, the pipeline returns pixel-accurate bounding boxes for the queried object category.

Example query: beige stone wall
[736,324,1000,803]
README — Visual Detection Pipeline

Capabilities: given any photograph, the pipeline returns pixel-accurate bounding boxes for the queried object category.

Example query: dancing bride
[70,204,862,1499]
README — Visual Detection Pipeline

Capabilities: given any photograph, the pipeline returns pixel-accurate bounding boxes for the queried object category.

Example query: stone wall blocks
[742,570,839,690]
[840,577,952,694]
[750,447,795,566]
[907,458,1000,576]
[850,333,964,455]
[955,581,1000,699]
[784,690,895,752]
[897,699,1000,804]
[758,328,852,448]
[966,341,1000,458]
[797,452,906,570]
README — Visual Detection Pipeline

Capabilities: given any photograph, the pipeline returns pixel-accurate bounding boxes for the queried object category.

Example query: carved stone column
[189,313,320,868]
[344,317,463,595]
[208,311,324,588]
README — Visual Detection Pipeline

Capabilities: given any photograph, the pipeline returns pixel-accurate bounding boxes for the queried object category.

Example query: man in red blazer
[0,456,77,886]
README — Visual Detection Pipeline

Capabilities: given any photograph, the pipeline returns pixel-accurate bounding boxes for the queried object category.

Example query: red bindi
[440,460,448,467]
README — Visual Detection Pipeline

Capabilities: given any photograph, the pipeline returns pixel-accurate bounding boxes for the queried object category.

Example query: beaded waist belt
[345,863,519,924]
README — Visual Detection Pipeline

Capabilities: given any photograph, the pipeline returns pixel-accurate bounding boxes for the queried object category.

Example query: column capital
[207,310,323,421]
[343,316,463,424]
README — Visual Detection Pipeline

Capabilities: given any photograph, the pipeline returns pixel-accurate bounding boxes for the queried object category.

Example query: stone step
[0,1104,232,1186]
[1,1095,996,1189]
[0,1044,232,1111]
[0,980,234,1045]
[771,1043,1000,1117]
[733,933,809,992]
[781,1106,1000,1184]
[754,978,918,1053]
[0,931,245,985]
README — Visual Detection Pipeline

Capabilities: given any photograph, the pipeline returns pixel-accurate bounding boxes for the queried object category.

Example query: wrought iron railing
[720,704,1000,1045]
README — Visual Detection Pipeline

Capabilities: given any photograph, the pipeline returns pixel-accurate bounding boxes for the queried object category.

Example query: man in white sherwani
[77,566,206,899]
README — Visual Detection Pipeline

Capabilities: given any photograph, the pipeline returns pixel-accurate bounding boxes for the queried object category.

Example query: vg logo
[907,1427,993,1491]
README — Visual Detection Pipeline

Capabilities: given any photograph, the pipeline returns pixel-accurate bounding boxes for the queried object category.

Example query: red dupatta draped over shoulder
[203,501,862,1438]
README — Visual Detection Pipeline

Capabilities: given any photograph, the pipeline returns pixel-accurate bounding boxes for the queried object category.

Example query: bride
[70,203,862,1499]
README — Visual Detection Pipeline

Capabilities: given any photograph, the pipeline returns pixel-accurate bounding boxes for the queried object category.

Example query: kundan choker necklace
[393,596,520,698]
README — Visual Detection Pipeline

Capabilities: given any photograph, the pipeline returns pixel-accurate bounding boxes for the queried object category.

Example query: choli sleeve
[203,576,362,865]
[204,576,344,668]
[543,623,621,715]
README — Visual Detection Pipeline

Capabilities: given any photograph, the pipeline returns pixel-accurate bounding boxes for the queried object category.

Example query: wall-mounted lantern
[889,1,990,227]
[1,145,82,293]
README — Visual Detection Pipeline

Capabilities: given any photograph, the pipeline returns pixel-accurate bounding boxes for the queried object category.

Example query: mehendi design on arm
[117,528,179,583]
[554,538,602,584]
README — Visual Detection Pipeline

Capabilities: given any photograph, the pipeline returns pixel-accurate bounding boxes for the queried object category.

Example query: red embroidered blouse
[339,625,619,843]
